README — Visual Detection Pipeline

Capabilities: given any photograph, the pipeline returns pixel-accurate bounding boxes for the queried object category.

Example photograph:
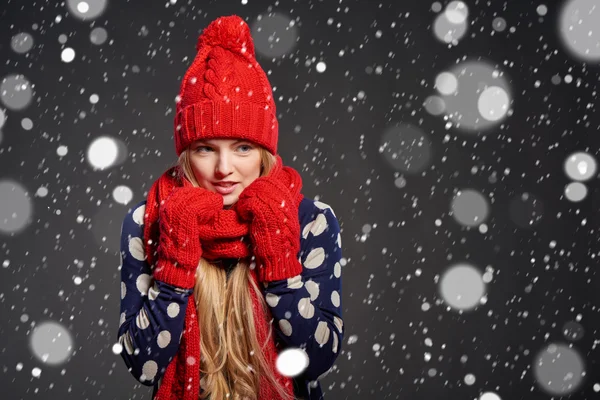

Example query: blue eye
[193,144,252,153]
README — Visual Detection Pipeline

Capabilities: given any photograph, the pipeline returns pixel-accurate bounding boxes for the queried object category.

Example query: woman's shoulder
[298,197,340,236]
[298,197,342,256]
[125,200,147,220]
[299,197,338,218]
[121,200,147,235]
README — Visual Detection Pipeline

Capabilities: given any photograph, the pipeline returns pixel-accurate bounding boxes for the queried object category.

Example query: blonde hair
[176,147,293,400]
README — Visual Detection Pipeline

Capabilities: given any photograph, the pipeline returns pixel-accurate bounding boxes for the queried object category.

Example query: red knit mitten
[235,176,302,282]
[154,186,223,289]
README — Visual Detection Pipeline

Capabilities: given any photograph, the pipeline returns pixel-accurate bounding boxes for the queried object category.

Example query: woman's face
[188,138,262,207]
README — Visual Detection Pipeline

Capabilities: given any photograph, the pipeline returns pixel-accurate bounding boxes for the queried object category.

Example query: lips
[213,181,236,186]
[213,182,238,195]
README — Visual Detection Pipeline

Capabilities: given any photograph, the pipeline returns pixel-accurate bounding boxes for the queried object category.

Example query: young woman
[117,15,344,400]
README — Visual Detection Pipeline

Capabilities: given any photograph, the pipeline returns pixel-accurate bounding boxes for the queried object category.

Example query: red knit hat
[174,15,278,157]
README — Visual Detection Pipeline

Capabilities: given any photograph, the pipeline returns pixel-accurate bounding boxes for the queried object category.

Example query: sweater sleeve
[117,200,193,387]
[262,201,344,382]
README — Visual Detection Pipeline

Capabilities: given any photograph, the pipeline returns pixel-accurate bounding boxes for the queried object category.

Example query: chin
[222,195,238,207]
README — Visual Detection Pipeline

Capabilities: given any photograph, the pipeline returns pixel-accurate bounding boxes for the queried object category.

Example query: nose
[215,153,233,177]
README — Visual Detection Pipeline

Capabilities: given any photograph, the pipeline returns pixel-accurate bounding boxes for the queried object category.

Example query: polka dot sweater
[117,197,344,400]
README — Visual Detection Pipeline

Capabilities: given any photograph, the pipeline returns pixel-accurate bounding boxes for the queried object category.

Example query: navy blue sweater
[117,197,344,399]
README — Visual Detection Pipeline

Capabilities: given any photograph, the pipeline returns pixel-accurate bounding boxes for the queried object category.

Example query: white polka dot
[332,333,339,353]
[302,213,328,238]
[129,236,146,261]
[132,204,145,225]
[302,225,310,239]
[278,319,293,336]
[311,213,328,236]
[141,360,158,381]
[186,356,196,365]
[331,290,340,307]
[303,247,325,269]
[119,312,126,328]
[305,280,320,301]
[314,201,333,214]
[167,302,180,318]
[148,282,160,301]
[286,275,303,289]
[333,316,344,333]
[136,273,151,296]
[120,282,126,299]
[314,321,330,346]
[266,292,280,307]
[135,308,150,329]
[337,232,342,248]
[157,330,171,348]
[334,262,341,278]
[120,332,135,355]
[298,297,315,319]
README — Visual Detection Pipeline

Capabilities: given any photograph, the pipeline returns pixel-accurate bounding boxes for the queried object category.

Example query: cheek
[190,162,206,185]
[189,161,209,180]
[238,158,261,179]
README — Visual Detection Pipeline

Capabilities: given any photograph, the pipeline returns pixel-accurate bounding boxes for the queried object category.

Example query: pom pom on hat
[196,15,256,59]
[174,14,278,157]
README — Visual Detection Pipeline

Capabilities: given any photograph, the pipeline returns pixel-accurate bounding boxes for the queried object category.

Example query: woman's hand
[235,176,302,282]
[153,186,223,288]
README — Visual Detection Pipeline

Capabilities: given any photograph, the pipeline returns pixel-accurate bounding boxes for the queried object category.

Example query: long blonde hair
[177,147,293,400]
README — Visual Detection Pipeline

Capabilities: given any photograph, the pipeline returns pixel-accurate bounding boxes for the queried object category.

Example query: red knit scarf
[142,154,303,400]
